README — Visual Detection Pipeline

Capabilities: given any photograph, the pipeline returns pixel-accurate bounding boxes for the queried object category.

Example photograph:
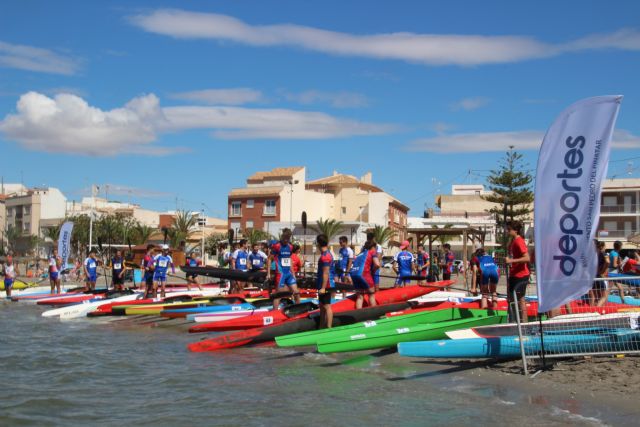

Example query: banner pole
[513,289,529,375]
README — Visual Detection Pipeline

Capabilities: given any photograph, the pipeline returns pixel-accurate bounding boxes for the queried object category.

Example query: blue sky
[1,1,640,218]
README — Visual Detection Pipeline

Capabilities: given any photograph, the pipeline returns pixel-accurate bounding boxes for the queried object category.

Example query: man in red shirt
[505,221,530,322]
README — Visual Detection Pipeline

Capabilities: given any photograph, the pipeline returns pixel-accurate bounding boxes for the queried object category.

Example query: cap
[161,244,169,250]
[400,240,410,250]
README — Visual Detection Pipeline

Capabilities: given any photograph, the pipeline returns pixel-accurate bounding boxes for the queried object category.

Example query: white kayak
[191,307,272,323]
[42,293,143,319]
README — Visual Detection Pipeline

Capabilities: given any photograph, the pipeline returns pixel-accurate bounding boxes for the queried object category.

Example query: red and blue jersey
[417,252,429,267]
[316,250,336,290]
[186,257,200,268]
[445,251,455,274]
[271,242,293,274]
[351,248,378,286]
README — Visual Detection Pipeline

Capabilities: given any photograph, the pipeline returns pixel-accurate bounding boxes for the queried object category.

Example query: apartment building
[227,167,409,245]
[597,178,640,247]
[4,187,67,236]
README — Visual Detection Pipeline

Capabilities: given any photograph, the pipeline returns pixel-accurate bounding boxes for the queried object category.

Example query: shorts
[592,280,607,291]
[395,275,411,286]
[87,274,97,283]
[50,272,59,281]
[481,271,499,286]
[4,278,14,289]
[443,271,451,280]
[112,274,124,285]
[339,272,351,282]
[154,274,167,282]
[373,270,380,285]
[145,274,154,286]
[276,272,297,288]
[318,290,333,305]
[352,275,374,292]
[508,276,529,299]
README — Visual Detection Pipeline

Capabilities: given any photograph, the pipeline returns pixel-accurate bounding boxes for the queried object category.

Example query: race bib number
[252,259,261,266]
[239,258,247,265]
[281,258,291,267]
[113,263,122,270]
[263,316,274,326]
[89,262,96,269]
[159,260,168,268]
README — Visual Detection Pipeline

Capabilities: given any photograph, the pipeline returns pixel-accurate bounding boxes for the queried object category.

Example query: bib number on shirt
[89,262,96,269]
[281,258,291,267]
[113,263,122,270]
[239,259,247,266]
[252,259,261,266]
[159,260,168,268]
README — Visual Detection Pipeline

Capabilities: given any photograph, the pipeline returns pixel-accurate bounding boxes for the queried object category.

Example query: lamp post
[200,207,206,264]
[288,179,299,229]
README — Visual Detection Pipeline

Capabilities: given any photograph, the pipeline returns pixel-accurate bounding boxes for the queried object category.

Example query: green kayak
[316,312,508,353]
[276,308,502,348]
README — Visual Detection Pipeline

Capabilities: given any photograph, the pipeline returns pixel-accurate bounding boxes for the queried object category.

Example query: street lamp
[288,180,299,229]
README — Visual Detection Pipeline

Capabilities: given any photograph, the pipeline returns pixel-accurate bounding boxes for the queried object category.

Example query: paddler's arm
[266,254,272,279]
[320,264,330,293]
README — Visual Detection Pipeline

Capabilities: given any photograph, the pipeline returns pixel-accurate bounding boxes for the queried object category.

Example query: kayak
[188,301,320,332]
[276,308,503,348]
[42,292,143,319]
[124,296,248,316]
[36,292,107,306]
[185,298,294,322]
[608,295,640,306]
[87,292,215,316]
[398,328,640,359]
[188,302,413,352]
[316,311,508,353]
[446,312,640,339]
[161,302,256,318]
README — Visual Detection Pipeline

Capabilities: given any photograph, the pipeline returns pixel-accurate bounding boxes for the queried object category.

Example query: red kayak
[87,292,213,316]
[37,293,106,306]
[189,281,453,333]
[187,282,452,352]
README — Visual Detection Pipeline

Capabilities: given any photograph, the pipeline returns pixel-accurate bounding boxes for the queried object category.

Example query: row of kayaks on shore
[7,280,640,359]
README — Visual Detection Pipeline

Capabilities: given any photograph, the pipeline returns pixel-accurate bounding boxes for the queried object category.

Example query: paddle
[301,211,307,274]
[98,237,109,289]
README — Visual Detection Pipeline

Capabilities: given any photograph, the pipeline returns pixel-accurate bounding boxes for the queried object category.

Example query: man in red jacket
[505,221,530,322]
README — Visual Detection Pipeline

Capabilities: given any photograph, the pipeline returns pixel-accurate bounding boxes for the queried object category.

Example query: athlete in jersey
[230,240,249,294]
[442,244,455,281]
[248,243,267,271]
[142,244,156,298]
[267,229,300,308]
[154,245,174,298]
[336,236,354,284]
[49,249,62,294]
[475,249,498,309]
[84,250,98,291]
[393,241,415,287]
[351,240,379,309]
[111,250,125,291]
[416,246,430,284]
[316,234,336,328]
[185,252,203,291]
[3,256,18,298]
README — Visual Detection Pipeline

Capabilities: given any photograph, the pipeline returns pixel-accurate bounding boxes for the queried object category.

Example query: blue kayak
[398,329,640,359]
[607,273,640,287]
[608,295,640,306]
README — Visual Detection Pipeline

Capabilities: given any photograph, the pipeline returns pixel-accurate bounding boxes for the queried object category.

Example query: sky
[1,0,640,218]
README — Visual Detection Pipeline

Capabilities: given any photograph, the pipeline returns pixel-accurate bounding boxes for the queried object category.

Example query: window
[245,221,254,229]
[247,199,254,208]
[6,207,12,217]
[475,190,481,196]
[341,207,347,215]
[24,205,30,215]
[264,200,276,215]
[230,201,241,217]
[24,222,30,232]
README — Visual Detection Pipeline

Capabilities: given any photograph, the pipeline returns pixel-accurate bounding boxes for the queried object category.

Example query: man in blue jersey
[267,229,300,309]
[84,249,98,291]
[393,240,415,287]
[336,236,354,284]
[316,234,336,328]
[477,248,499,309]
[230,239,249,293]
[154,244,175,298]
[248,243,268,272]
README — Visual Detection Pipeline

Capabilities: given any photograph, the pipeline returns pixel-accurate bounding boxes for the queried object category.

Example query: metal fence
[514,276,640,375]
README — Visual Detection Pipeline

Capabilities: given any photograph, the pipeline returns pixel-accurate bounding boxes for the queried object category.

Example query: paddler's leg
[319,291,333,328]
[289,285,301,304]
[355,291,364,309]
[480,282,488,309]
[368,289,377,307]
[160,277,166,298]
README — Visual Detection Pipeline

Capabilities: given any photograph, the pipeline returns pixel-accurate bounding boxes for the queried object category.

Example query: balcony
[600,204,639,215]
[597,229,638,239]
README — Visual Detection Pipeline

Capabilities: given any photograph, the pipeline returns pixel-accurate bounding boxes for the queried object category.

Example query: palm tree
[244,228,271,245]
[431,224,455,245]
[5,225,22,254]
[371,225,396,247]
[42,223,62,241]
[132,224,155,245]
[312,218,344,241]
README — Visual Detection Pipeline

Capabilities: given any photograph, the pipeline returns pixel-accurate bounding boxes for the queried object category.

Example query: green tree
[42,222,62,242]
[5,225,22,254]
[244,228,271,245]
[483,146,534,221]
[430,224,454,246]
[204,233,227,256]
[168,210,197,248]
[371,225,396,247]
[312,218,344,241]
[131,224,155,245]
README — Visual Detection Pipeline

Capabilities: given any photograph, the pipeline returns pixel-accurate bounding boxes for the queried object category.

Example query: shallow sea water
[0,301,629,426]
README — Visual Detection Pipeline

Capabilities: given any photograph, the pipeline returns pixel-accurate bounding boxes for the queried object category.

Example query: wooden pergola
[406,226,486,271]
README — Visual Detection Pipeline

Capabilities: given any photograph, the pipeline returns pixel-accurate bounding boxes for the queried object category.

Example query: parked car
[382,256,394,269]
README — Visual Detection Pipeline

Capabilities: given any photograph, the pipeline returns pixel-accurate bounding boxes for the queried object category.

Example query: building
[5,187,67,237]
[597,178,640,248]
[227,167,409,247]
[66,197,161,227]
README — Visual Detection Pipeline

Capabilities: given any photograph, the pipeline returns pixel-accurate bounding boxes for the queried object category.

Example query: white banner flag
[535,96,622,313]
[57,221,74,268]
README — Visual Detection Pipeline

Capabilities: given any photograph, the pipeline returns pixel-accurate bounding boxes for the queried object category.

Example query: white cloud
[129,9,640,66]
[408,129,640,153]
[430,122,455,135]
[0,91,394,156]
[170,88,263,105]
[280,90,369,108]
[0,40,80,75]
[451,97,490,111]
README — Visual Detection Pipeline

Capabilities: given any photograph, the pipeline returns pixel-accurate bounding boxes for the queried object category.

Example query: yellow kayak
[122,296,251,316]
